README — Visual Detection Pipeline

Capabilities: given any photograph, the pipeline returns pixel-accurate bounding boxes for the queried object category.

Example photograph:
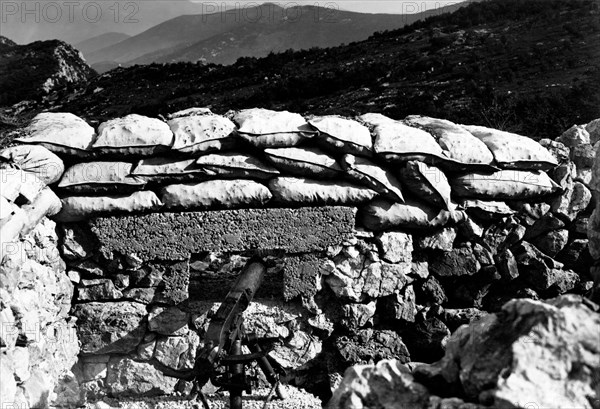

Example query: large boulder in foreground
[329,295,600,409]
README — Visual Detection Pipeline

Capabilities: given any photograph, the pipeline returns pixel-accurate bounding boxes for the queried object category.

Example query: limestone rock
[106,357,178,397]
[416,295,600,408]
[558,124,590,147]
[375,231,413,263]
[341,301,377,330]
[58,224,97,260]
[1,358,17,406]
[417,228,456,252]
[147,306,189,336]
[72,302,147,354]
[429,245,481,277]
[416,276,447,305]
[494,249,519,281]
[77,279,122,301]
[335,329,410,366]
[538,138,570,163]
[403,317,450,361]
[411,261,429,279]
[380,285,417,322]
[587,118,600,144]
[441,308,488,332]
[571,143,595,169]
[530,229,569,257]
[154,331,200,370]
[71,260,104,277]
[328,360,429,408]
[558,239,592,272]
[551,180,592,221]
[21,369,50,408]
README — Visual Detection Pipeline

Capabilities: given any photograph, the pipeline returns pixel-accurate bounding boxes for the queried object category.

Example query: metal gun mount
[189,256,287,409]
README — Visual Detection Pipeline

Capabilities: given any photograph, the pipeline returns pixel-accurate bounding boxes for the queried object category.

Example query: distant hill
[75,32,131,56]
[87,2,468,70]
[3,0,599,142]
[0,37,95,107]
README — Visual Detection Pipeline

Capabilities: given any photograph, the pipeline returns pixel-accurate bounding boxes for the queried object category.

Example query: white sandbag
[55,191,162,222]
[405,115,494,168]
[131,157,207,184]
[195,153,280,180]
[161,179,272,210]
[462,125,557,171]
[269,177,377,206]
[16,112,96,156]
[169,113,237,153]
[451,170,561,200]
[360,198,466,231]
[399,161,452,210]
[93,114,174,155]
[264,147,343,179]
[308,115,372,157]
[58,161,146,193]
[359,113,444,163]
[0,166,45,204]
[233,108,315,148]
[460,199,515,219]
[0,145,64,185]
[342,155,403,202]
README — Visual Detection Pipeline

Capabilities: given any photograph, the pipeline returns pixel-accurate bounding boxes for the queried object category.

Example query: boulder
[551,180,592,221]
[571,143,595,169]
[429,245,481,277]
[538,138,570,163]
[415,275,448,305]
[328,360,430,409]
[557,124,590,147]
[71,302,147,354]
[416,228,456,252]
[415,295,600,408]
[380,285,417,322]
[586,118,600,144]
[530,229,569,257]
[153,331,200,371]
[341,301,377,330]
[106,357,178,397]
[147,306,189,336]
[335,329,411,366]
[77,279,122,301]
[375,231,413,263]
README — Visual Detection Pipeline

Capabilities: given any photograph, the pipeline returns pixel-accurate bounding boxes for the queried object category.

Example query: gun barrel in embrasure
[228,257,266,303]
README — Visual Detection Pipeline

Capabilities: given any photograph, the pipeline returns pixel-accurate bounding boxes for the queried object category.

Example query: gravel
[85,386,323,409]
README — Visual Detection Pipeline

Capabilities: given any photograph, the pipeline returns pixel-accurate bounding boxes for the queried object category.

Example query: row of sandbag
[14,108,560,172]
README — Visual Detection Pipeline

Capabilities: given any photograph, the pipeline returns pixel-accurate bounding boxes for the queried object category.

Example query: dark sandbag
[195,153,280,180]
[451,170,561,200]
[131,157,208,184]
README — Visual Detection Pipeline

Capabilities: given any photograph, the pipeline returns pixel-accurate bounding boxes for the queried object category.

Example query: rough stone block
[89,207,356,261]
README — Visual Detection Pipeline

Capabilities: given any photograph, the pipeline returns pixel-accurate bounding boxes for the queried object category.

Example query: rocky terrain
[1,106,598,408]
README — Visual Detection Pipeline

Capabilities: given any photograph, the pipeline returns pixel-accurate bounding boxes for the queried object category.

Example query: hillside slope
[4,0,600,141]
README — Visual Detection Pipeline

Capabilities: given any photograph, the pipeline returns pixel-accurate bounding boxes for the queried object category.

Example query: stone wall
[1,109,598,406]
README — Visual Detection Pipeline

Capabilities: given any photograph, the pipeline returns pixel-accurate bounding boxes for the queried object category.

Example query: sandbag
[16,112,96,156]
[451,170,561,200]
[342,154,403,202]
[399,161,452,210]
[359,198,466,231]
[264,147,343,179]
[0,166,45,204]
[168,107,213,119]
[58,161,146,194]
[161,179,272,210]
[308,115,372,157]
[233,108,315,148]
[169,112,237,154]
[359,113,444,163]
[0,145,64,185]
[195,153,280,180]
[462,125,557,171]
[269,177,377,206]
[131,157,208,184]
[460,199,515,220]
[405,115,494,168]
[93,114,174,156]
[55,191,162,222]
